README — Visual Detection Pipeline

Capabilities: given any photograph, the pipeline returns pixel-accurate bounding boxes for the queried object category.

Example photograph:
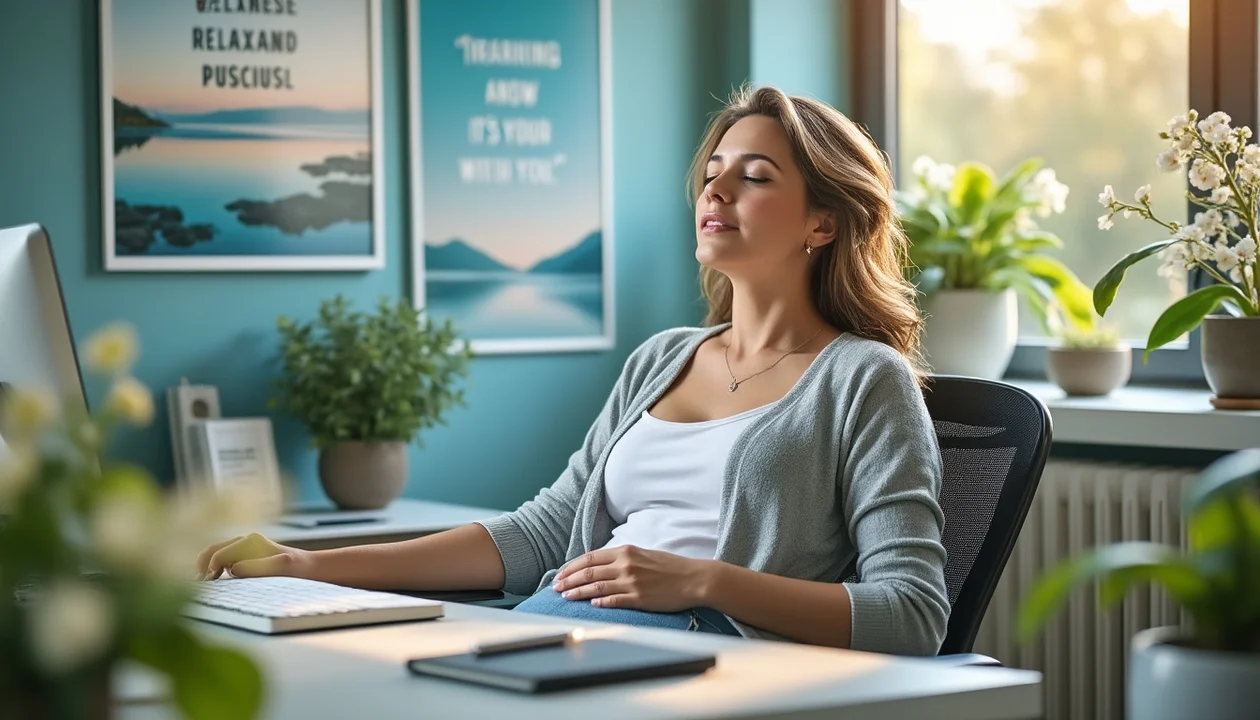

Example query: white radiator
[972,459,1198,720]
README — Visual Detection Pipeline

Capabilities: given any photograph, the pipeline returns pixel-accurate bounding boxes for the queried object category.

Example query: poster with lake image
[101,0,383,271]
[409,0,613,354]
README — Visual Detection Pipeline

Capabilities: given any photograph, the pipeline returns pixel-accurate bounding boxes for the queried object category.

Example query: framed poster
[408,0,614,354]
[100,0,384,271]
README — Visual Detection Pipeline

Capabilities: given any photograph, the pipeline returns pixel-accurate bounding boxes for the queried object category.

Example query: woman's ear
[807,211,838,248]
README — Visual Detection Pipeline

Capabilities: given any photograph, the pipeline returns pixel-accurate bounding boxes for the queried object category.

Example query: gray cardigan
[476,323,950,656]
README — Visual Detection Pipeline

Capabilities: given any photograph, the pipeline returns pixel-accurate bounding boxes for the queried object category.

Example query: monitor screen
[0,224,87,443]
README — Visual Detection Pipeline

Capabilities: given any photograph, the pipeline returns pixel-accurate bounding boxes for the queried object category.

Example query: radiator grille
[973,459,1197,720]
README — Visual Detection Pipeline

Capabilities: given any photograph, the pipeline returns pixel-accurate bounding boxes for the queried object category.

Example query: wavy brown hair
[687,84,927,382]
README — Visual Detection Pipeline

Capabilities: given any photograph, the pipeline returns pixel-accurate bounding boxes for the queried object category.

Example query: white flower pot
[1046,344,1132,396]
[920,288,1018,379]
[1128,626,1260,720]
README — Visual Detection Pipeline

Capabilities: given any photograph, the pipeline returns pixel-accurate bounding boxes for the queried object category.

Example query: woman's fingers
[203,534,278,580]
[228,554,293,578]
[558,566,624,600]
[195,536,242,577]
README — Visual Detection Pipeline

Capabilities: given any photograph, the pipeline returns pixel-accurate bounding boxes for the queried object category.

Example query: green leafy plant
[1057,322,1123,349]
[1045,301,1124,349]
[1019,447,1260,654]
[271,295,473,449]
[0,323,265,719]
[1095,110,1260,362]
[897,156,1095,334]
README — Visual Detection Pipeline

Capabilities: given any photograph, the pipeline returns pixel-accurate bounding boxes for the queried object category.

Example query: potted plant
[272,295,473,510]
[0,322,265,719]
[1095,109,1260,402]
[1044,307,1132,397]
[1019,447,1260,720]
[898,156,1095,379]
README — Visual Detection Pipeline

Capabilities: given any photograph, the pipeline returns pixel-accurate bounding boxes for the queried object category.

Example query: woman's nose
[704,175,732,204]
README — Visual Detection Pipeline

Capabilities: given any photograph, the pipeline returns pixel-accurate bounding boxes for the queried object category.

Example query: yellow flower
[0,388,58,439]
[28,579,114,674]
[106,378,154,426]
[0,441,38,510]
[91,494,156,570]
[84,323,139,375]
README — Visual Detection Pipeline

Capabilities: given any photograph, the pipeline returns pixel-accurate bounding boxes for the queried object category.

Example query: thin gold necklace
[723,327,823,392]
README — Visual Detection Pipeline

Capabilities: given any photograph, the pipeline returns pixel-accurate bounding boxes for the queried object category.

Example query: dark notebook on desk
[405,638,716,693]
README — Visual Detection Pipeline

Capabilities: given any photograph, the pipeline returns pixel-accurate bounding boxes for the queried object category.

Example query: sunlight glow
[900,0,1188,51]
[899,0,1188,94]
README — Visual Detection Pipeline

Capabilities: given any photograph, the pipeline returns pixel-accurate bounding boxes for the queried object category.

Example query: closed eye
[744,176,769,183]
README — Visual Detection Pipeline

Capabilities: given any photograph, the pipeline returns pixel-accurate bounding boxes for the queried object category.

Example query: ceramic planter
[1128,626,1260,720]
[1046,344,1132,396]
[921,288,1018,379]
[1201,315,1260,399]
[318,440,408,510]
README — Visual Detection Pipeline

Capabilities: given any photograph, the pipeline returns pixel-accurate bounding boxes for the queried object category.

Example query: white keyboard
[184,577,444,634]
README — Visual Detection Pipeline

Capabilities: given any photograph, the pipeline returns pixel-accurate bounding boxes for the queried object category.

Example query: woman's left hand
[551,545,716,612]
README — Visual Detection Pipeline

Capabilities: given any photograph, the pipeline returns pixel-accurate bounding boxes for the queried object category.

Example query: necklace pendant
[728,380,739,392]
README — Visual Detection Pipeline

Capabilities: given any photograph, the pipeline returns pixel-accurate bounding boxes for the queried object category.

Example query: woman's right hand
[195,533,315,581]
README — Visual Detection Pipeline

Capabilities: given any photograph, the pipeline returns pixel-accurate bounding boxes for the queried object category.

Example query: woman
[196,85,950,657]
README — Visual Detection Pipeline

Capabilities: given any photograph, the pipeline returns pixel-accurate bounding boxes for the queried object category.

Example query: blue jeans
[511,585,741,636]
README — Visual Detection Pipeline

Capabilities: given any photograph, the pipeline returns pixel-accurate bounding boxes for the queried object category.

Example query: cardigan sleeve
[839,358,951,656]
[474,335,659,595]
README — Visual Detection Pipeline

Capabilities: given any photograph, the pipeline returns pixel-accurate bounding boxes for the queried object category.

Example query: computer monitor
[0,224,88,443]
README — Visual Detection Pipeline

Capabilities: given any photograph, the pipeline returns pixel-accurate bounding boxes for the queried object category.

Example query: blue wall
[0,0,750,511]
[750,0,850,109]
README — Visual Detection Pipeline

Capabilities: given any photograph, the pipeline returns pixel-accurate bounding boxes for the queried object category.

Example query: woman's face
[695,115,831,273]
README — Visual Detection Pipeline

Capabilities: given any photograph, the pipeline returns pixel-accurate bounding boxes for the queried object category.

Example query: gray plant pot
[1128,626,1260,720]
[317,440,408,510]
[1046,344,1132,397]
[1202,316,1260,398]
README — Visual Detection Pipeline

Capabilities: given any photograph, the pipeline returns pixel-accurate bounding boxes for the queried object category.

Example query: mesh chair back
[926,376,1052,654]
[840,375,1052,655]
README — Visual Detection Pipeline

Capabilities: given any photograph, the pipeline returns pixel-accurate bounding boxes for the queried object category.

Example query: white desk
[117,603,1043,720]
[252,498,506,551]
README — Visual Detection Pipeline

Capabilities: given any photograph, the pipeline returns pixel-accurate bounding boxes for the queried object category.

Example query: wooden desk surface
[116,601,1042,720]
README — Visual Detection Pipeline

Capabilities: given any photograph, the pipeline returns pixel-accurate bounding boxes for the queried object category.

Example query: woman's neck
[725,280,827,357]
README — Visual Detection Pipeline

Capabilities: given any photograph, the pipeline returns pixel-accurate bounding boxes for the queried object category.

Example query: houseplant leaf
[988,266,1055,333]
[1011,231,1064,252]
[1185,447,1260,514]
[910,265,945,297]
[129,626,265,720]
[993,157,1044,203]
[948,162,997,226]
[1017,542,1205,643]
[1142,284,1251,361]
[1018,254,1094,329]
[1093,238,1179,316]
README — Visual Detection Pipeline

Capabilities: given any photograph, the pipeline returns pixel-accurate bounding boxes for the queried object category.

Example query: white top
[601,404,773,559]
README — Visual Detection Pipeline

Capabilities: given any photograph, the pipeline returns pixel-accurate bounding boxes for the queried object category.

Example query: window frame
[852,0,1259,385]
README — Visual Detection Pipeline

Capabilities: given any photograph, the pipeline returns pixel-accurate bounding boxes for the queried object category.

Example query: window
[898,0,1189,345]
[853,0,1259,382]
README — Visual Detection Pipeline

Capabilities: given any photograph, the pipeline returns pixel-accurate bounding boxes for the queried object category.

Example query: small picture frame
[187,417,284,514]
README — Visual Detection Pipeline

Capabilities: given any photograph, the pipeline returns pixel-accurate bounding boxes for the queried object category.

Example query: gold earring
[805,241,813,256]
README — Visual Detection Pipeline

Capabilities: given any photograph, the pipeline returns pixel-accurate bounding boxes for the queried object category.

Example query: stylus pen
[471,630,578,656]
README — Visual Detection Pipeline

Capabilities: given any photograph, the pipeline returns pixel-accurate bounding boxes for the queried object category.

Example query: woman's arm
[197,523,506,591]
[696,563,852,648]
[304,523,506,590]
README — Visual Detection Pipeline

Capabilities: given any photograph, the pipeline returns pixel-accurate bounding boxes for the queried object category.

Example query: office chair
[925,374,1052,662]
[840,374,1053,665]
